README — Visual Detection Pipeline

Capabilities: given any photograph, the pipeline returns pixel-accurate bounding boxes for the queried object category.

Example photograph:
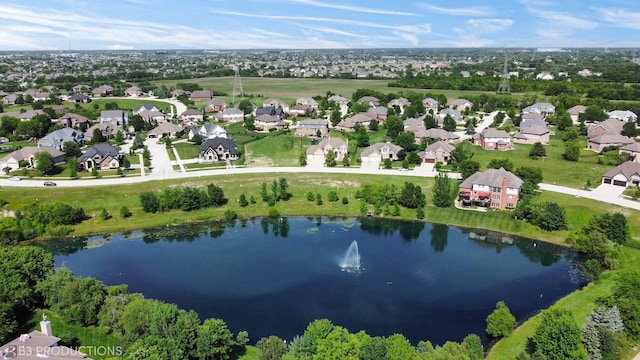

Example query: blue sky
[0,0,638,50]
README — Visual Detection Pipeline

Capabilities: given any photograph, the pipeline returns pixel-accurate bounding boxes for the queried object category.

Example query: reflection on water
[45,217,586,346]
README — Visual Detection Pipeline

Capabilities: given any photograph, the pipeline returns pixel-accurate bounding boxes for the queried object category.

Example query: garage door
[613,180,627,186]
[603,178,612,184]
[424,158,436,163]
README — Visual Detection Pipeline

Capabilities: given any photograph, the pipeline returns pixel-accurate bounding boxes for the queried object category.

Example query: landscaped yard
[173,142,200,160]
[244,134,311,167]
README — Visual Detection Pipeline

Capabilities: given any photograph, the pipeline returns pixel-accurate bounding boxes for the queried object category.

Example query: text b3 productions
[12,345,124,357]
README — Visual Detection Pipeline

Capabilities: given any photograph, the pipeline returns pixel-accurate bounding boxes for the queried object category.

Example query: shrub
[315,193,323,205]
[306,191,315,201]
[238,194,249,207]
[328,190,339,202]
[342,196,349,205]
[268,208,280,217]
[224,210,237,220]
[120,206,132,218]
[100,208,111,220]
[416,207,425,219]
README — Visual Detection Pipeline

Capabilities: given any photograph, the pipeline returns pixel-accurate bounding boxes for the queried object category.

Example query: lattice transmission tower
[232,60,244,105]
[497,52,511,94]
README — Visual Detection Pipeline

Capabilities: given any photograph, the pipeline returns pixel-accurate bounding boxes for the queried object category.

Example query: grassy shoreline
[4,171,640,358]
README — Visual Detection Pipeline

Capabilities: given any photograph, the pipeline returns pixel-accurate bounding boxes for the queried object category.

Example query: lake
[45,216,586,346]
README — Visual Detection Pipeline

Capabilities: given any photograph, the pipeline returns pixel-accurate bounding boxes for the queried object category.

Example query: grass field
[89,98,173,113]
[150,76,523,105]
[173,142,199,160]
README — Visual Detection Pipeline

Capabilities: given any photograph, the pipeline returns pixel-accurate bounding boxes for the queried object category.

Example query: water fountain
[340,240,361,272]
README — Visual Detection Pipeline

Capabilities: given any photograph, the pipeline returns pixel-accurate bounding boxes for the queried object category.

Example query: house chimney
[40,314,52,336]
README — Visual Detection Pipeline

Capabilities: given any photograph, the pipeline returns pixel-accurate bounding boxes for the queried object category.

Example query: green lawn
[150,77,520,105]
[173,142,200,160]
[456,131,620,188]
[245,134,311,167]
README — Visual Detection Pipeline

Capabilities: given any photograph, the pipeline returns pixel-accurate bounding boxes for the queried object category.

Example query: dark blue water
[46,217,585,346]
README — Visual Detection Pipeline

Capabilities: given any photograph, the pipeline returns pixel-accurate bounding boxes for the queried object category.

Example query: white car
[398,168,408,172]
[9,176,20,181]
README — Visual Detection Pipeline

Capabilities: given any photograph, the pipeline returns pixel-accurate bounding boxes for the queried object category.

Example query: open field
[150,76,524,104]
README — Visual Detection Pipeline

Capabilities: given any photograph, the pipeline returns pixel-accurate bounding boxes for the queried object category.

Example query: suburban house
[358,96,380,107]
[449,98,473,111]
[295,119,329,137]
[125,86,143,97]
[133,104,161,115]
[568,105,586,124]
[84,121,122,142]
[92,85,114,97]
[189,122,227,140]
[620,142,640,162]
[205,99,228,113]
[328,95,350,116]
[536,71,554,80]
[423,97,439,114]
[366,106,388,122]
[522,102,556,116]
[420,140,455,164]
[608,110,638,123]
[255,107,284,119]
[179,109,204,125]
[587,134,635,152]
[147,122,184,139]
[139,110,167,124]
[72,84,91,93]
[198,137,240,163]
[296,97,319,110]
[78,143,121,170]
[587,119,624,138]
[0,317,90,360]
[0,146,65,171]
[288,104,315,117]
[422,128,460,143]
[19,109,46,122]
[254,114,288,132]
[171,89,188,98]
[57,113,89,129]
[37,128,85,150]
[2,94,18,105]
[335,113,376,131]
[602,161,640,187]
[306,138,348,166]
[438,108,462,124]
[459,168,523,209]
[472,128,513,150]
[389,97,411,114]
[100,110,128,125]
[67,93,91,103]
[190,90,213,101]
[513,125,551,144]
[263,98,289,113]
[360,142,403,168]
[213,108,245,123]
[403,117,425,133]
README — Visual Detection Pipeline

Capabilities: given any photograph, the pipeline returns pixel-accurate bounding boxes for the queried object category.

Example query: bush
[328,190,339,202]
[100,208,111,220]
[120,206,132,218]
[238,194,249,207]
[342,196,349,205]
[581,259,602,282]
[315,193,323,205]
[224,210,237,220]
[268,208,280,217]
[416,207,425,219]
[306,191,315,201]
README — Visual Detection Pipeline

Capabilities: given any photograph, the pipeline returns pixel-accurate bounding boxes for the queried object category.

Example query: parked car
[398,168,408,172]
[8,176,20,181]
[43,181,57,187]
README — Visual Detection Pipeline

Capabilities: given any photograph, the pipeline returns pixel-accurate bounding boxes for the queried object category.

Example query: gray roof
[423,128,460,141]
[425,140,455,153]
[460,167,523,190]
[620,142,640,152]
[603,161,640,179]
[38,128,83,147]
[481,128,510,138]
[360,142,403,157]
[519,125,550,136]
[520,118,547,129]
[78,143,119,162]
[200,137,239,155]
[588,134,635,145]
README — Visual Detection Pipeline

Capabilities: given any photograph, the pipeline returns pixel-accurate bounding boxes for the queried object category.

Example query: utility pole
[232,59,244,106]
[497,52,511,94]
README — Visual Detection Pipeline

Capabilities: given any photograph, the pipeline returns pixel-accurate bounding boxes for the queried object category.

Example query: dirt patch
[245,148,275,167]
[1,209,15,218]
[304,179,361,188]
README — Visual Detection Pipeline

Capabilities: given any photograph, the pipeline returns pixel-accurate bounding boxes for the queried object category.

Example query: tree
[432,172,452,208]
[398,182,426,208]
[92,128,106,143]
[486,301,516,338]
[580,105,607,123]
[120,206,132,218]
[62,141,82,158]
[443,114,457,132]
[385,115,404,138]
[564,140,581,162]
[196,318,233,360]
[238,99,253,115]
[466,122,475,135]
[360,336,387,360]
[330,109,341,127]
[424,115,437,129]
[325,150,336,167]
[123,157,131,169]
[530,308,587,359]
[487,158,514,172]
[91,166,99,177]
[67,157,79,178]
[256,336,287,360]
[622,121,638,137]
[386,333,418,360]
[555,109,573,131]
[133,132,144,149]
[114,130,125,145]
[207,184,226,206]
[356,126,370,147]
[529,142,546,158]
[459,160,480,179]
[140,191,160,213]
[368,119,378,131]
[191,133,203,145]
[563,127,580,142]
[35,151,55,175]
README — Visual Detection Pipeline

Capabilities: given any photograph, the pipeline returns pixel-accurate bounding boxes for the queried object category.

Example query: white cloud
[466,19,513,33]
[417,4,489,17]
[105,44,136,50]
[283,0,416,16]
[595,7,640,29]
